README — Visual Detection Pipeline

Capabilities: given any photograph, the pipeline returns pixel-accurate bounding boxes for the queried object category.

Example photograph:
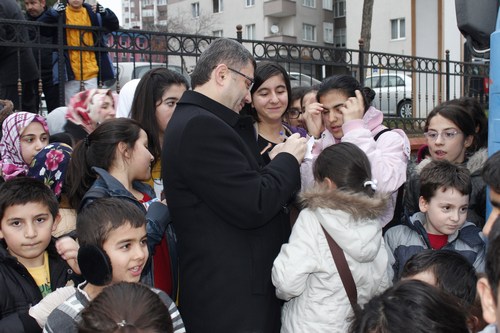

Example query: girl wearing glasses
[403,102,487,228]
[301,75,411,228]
[245,62,307,165]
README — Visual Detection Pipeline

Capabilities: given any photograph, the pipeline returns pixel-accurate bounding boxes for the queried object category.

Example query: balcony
[264,0,296,18]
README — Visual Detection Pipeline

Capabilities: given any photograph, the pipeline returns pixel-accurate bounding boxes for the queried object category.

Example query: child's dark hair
[317,75,370,113]
[348,280,469,333]
[248,61,292,122]
[65,118,150,210]
[443,97,488,151]
[76,198,147,248]
[130,68,189,161]
[424,103,475,139]
[482,150,500,193]
[419,160,472,202]
[313,142,374,197]
[0,177,59,223]
[78,282,173,333]
[485,217,500,304]
[401,249,477,308]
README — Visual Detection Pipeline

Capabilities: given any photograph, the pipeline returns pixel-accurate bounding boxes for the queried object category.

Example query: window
[245,24,256,39]
[391,18,406,40]
[323,0,333,10]
[334,27,346,47]
[303,0,315,8]
[213,30,223,37]
[213,0,223,13]
[143,9,154,17]
[158,0,167,4]
[192,2,200,18]
[245,0,255,7]
[333,0,345,17]
[303,23,316,42]
[323,22,333,43]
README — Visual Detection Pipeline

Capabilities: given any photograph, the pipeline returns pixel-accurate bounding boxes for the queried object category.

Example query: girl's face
[426,114,473,164]
[155,84,187,136]
[128,130,154,181]
[287,98,303,128]
[252,74,288,124]
[20,121,49,165]
[320,90,347,139]
[91,95,116,125]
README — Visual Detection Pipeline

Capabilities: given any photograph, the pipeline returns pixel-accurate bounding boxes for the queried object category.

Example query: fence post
[236,25,243,43]
[445,49,450,101]
[358,38,365,85]
[57,14,65,105]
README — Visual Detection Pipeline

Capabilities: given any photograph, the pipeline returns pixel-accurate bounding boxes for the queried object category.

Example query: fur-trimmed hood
[299,185,388,221]
[416,148,488,175]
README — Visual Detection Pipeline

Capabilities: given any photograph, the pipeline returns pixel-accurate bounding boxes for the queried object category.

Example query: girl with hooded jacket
[272,142,390,333]
[301,75,411,228]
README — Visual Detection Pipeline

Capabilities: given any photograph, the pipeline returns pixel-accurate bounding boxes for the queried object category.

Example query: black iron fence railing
[0,19,489,134]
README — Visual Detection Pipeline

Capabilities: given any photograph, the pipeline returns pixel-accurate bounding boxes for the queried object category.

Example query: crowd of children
[0,35,499,332]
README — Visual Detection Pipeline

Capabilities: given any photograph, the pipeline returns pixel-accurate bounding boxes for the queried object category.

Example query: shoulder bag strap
[321,226,359,311]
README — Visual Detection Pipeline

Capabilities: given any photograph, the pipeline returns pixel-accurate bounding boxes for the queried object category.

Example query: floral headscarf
[0,112,49,180]
[65,89,119,134]
[27,143,73,198]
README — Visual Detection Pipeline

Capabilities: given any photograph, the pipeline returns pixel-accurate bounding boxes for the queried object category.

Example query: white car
[288,72,322,87]
[104,62,191,91]
[364,73,413,118]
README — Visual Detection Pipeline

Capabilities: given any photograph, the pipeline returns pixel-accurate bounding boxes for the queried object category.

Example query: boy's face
[67,0,84,9]
[102,223,148,284]
[419,187,469,235]
[0,202,59,268]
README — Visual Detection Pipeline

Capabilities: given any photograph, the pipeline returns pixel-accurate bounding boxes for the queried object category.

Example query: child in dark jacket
[0,177,79,332]
[385,160,485,282]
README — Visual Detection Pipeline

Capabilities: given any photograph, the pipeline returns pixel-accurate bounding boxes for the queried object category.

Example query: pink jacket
[300,106,411,226]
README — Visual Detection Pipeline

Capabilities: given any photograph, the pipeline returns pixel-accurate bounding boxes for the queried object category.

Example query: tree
[360,0,374,83]
[146,10,219,35]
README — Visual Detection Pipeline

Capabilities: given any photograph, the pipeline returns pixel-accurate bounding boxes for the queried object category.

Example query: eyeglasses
[227,67,254,91]
[424,129,462,141]
[287,107,304,119]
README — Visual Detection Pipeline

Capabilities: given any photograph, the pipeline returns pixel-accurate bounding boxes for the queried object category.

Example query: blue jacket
[384,211,486,282]
[37,3,118,84]
[81,167,177,296]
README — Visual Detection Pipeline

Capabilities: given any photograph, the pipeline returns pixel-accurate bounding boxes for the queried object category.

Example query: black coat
[0,0,39,86]
[0,239,77,333]
[162,91,300,333]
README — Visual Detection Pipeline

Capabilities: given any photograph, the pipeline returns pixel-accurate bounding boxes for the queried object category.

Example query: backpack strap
[373,128,392,141]
[321,226,360,312]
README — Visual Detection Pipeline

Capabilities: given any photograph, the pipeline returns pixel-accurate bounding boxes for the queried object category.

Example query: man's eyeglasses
[424,129,462,142]
[227,67,254,91]
[287,107,304,119]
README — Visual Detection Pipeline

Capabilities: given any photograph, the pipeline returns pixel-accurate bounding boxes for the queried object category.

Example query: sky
[95,0,123,25]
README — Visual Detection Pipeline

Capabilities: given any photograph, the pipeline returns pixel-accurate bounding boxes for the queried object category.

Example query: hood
[416,147,488,175]
[363,106,384,132]
[300,184,388,221]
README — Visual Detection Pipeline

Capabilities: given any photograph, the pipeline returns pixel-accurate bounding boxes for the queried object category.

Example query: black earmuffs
[77,244,112,286]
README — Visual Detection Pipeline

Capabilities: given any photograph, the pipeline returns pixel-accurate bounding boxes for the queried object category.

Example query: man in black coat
[162,38,307,333]
[0,0,39,112]
[25,0,63,113]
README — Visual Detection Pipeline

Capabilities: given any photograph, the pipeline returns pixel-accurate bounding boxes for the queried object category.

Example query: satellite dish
[271,24,280,34]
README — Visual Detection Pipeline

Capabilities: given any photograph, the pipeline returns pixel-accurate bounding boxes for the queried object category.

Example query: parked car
[288,72,322,87]
[104,62,191,91]
[364,73,413,118]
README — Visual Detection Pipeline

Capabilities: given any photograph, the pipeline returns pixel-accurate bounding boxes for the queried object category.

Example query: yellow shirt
[26,251,52,298]
[65,6,99,81]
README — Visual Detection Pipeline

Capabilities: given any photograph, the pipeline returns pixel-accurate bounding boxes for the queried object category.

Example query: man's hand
[54,1,66,13]
[269,133,307,164]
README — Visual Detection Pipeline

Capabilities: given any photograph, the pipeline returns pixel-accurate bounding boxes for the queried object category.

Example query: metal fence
[0,19,489,134]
